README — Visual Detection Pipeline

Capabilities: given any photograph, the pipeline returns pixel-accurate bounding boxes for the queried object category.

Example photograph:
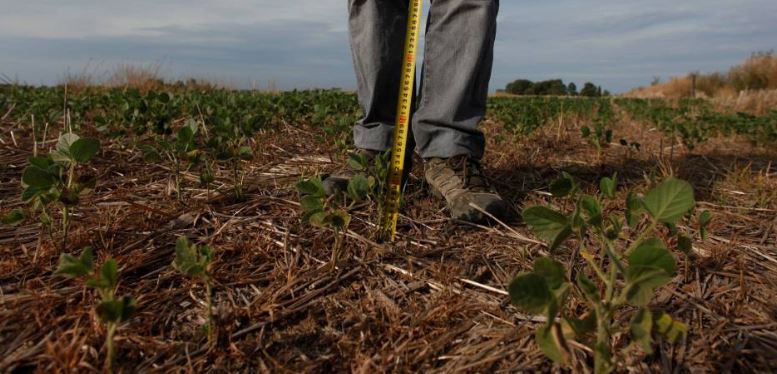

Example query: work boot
[425,156,512,223]
[322,149,378,196]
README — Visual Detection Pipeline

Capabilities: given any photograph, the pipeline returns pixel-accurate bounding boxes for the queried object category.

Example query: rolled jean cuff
[353,122,394,152]
[417,130,485,160]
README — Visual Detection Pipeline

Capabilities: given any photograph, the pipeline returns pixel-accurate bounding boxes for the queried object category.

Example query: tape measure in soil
[380,0,424,242]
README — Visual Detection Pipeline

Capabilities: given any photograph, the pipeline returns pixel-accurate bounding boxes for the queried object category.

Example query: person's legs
[417,0,511,223]
[348,0,410,152]
[413,0,499,160]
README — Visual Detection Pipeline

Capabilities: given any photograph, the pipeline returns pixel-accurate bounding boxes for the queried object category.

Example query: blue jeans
[348,0,499,160]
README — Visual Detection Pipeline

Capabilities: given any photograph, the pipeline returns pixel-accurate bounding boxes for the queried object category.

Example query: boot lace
[448,155,490,192]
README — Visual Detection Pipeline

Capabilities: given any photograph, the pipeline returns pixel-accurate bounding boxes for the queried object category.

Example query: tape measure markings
[380,0,424,242]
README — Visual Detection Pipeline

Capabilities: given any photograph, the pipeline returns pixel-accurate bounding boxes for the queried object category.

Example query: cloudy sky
[1,0,775,93]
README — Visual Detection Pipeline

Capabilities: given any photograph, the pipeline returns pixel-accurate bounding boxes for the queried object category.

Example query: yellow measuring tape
[380,0,425,242]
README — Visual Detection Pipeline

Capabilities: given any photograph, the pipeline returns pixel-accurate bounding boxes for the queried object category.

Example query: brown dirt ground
[1,108,776,373]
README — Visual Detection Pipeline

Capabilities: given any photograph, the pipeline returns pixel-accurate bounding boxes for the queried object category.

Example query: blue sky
[1,0,775,93]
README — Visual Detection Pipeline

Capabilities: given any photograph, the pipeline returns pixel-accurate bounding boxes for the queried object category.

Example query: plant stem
[330,229,342,271]
[62,206,69,249]
[581,248,609,285]
[205,280,214,347]
[600,235,626,275]
[594,303,613,372]
[106,322,117,374]
[175,157,182,201]
[626,220,658,254]
[604,261,617,305]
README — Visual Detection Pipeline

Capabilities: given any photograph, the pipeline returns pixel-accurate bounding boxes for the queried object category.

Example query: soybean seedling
[141,118,200,201]
[21,133,100,247]
[509,176,711,373]
[172,236,215,346]
[580,122,613,163]
[56,247,136,373]
[296,176,357,270]
[206,120,254,202]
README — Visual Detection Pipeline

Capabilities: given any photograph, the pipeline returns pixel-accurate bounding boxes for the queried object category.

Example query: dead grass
[58,63,234,92]
[711,89,777,115]
[1,101,776,372]
[627,51,777,113]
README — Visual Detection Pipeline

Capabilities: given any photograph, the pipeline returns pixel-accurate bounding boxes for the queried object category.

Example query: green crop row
[0,85,360,138]
[615,98,777,148]
[3,86,775,152]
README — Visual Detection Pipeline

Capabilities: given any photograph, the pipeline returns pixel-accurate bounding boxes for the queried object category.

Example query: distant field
[1,86,776,372]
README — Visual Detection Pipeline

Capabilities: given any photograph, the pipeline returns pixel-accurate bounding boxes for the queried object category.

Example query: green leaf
[57,133,80,153]
[630,307,654,353]
[59,189,80,206]
[522,206,573,250]
[677,234,693,254]
[21,186,43,203]
[600,176,616,199]
[140,144,162,163]
[177,126,194,149]
[699,210,712,240]
[347,174,370,202]
[643,178,695,224]
[300,195,324,214]
[238,146,253,160]
[549,172,575,198]
[96,296,137,323]
[74,174,97,194]
[22,165,56,188]
[173,236,210,278]
[56,247,94,278]
[533,257,566,290]
[508,273,553,315]
[296,177,325,198]
[69,138,100,162]
[324,209,351,230]
[653,311,687,343]
[624,239,676,306]
[200,168,214,184]
[627,238,676,275]
[581,126,591,138]
[564,311,597,339]
[28,155,54,169]
[576,272,600,302]
[536,324,565,364]
[308,211,326,226]
[1,209,25,226]
[100,259,119,289]
[625,192,645,227]
[580,195,603,226]
[347,153,367,171]
[159,92,173,103]
[185,118,199,136]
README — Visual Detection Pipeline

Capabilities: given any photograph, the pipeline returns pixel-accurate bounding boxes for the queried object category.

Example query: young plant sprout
[1,209,25,226]
[215,133,253,202]
[56,247,136,373]
[199,159,216,200]
[141,119,200,201]
[172,236,215,345]
[346,150,391,229]
[296,176,355,270]
[509,176,711,373]
[21,133,100,247]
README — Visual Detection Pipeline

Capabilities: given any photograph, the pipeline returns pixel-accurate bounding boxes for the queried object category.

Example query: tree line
[502,79,610,97]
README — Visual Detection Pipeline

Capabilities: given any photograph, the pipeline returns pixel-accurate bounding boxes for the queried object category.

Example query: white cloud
[0,0,775,91]
[0,0,345,38]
